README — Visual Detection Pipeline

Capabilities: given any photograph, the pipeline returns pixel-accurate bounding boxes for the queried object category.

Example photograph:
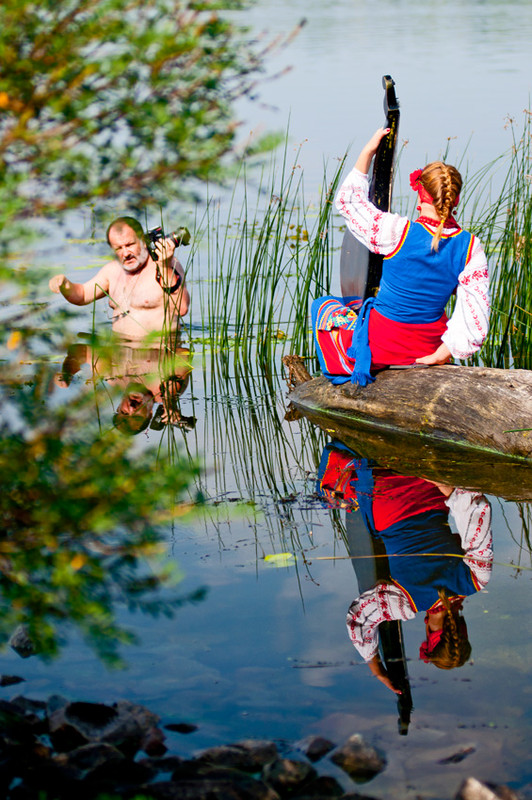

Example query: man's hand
[49,274,68,294]
[152,238,176,266]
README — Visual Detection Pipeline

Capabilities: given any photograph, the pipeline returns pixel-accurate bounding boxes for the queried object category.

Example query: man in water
[49,216,190,341]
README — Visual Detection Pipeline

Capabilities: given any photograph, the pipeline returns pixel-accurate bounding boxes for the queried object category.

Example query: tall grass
[464,111,532,369]
[191,145,347,381]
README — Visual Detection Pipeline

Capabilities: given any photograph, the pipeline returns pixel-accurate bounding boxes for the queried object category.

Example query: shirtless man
[49,216,190,341]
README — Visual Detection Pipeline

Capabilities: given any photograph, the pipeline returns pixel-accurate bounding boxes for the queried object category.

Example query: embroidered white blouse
[335,167,490,359]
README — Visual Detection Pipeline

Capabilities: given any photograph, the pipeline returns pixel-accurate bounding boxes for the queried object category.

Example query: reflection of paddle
[379,621,413,736]
[340,76,400,300]
[345,510,413,735]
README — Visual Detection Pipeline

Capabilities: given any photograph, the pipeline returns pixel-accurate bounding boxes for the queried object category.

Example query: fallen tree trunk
[284,361,532,461]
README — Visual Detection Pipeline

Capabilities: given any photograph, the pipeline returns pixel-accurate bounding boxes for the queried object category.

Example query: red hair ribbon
[410,169,460,209]
[409,169,433,205]
[419,628,444,662]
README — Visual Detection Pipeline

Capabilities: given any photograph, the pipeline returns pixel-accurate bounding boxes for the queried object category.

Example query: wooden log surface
[287,365,532,460]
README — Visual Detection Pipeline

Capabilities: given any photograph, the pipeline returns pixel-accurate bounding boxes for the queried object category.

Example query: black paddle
[340,76,400,301]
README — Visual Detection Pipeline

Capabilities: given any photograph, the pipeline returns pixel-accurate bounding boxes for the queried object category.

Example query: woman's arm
[346,582,416,662]
[445,488,493,588]
[441,237,490,359]
[354,127,391,174]
[335,128,408,256]
[416,237,490,364]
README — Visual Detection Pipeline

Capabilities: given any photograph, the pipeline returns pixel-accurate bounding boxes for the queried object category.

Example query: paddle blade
[340,75,400,300]
[340,229,369,298]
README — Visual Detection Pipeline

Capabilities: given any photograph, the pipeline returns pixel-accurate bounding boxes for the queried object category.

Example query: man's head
[113,383,154,434]
[106,216,149,273]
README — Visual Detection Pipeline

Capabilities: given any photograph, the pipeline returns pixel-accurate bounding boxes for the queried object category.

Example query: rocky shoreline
[0,688,524,800]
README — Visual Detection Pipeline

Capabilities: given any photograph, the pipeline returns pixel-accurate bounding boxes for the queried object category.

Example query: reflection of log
[284,361,532,499]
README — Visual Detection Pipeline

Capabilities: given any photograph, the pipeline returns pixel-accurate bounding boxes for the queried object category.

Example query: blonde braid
[419,162,462,252]
[427,588,471,670]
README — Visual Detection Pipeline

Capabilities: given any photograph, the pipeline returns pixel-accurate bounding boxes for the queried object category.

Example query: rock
[262,757,317,794]
[8,625,37,659]
[296,734,336,762]
[195,739,278,772]
[329,734,386,781]
[47,697,166,757]
[341,793,382,800]
[455,777,522,800]
[439,746,476,764]
[83,755,154,790]
[164,721,198,734]
[139,754,184,774]
[0,675,25,687]
[55,741,126,772]
[10,696,46,715]
[0,699,36,745]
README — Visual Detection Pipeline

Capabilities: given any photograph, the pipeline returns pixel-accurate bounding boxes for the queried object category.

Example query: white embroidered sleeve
[445,488,493,588]
[335,167,408,256]
[346,582,416,662]
[442,237,490,359]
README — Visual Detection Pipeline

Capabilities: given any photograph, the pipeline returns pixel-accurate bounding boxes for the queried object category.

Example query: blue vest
[344,221,474,385]
[379,513,479,611]
[375,221,473,323]
[316,443,479,612]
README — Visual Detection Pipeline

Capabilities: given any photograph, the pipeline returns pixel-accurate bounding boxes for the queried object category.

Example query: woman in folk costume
[312,128,490,386]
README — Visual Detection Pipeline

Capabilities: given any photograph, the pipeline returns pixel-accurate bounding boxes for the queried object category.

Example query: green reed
[192,145,347,381]
[464,111,532,369]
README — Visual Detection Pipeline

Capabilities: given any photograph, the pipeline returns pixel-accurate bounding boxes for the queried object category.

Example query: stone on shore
[329,733,386,781]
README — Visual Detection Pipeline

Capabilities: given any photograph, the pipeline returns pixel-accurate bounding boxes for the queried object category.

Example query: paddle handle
[364,76,400,300]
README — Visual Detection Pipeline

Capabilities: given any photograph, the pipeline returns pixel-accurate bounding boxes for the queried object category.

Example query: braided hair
[426,588,471,670]
[419,162,462,252]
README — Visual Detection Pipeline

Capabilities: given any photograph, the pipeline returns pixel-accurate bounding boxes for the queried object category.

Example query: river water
[1,1,532,798]
[236,0,532,198]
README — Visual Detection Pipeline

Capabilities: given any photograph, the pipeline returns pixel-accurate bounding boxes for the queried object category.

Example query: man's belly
[110,304,178,340]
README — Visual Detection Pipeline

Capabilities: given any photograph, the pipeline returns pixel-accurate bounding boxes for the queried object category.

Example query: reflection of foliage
[0,0,292,230]
[0,364,204,667]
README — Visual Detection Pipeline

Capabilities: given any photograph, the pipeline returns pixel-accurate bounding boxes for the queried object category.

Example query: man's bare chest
[108,266,164,312]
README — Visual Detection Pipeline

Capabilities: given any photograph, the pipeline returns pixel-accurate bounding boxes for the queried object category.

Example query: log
[283,361,532,499]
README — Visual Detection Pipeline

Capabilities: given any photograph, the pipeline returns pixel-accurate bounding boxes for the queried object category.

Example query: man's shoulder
[96,257,122,278]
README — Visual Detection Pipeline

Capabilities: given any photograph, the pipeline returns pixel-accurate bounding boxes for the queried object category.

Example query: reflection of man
[49,217,190,341]
[54,340,194,434]
[317,442,493,691]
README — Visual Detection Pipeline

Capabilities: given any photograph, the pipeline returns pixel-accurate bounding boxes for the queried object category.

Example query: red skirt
[315,306,448,376]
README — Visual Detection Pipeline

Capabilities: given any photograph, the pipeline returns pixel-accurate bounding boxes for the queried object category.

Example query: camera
[146,225,191,261]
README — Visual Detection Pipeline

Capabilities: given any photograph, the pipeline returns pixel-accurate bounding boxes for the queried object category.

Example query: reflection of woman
[317,442,493,690]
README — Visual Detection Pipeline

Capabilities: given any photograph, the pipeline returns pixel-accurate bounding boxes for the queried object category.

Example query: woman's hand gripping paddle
[340,76,400,300]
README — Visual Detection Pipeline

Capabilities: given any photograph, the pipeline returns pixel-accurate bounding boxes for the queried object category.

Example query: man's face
[108,225,149,272]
